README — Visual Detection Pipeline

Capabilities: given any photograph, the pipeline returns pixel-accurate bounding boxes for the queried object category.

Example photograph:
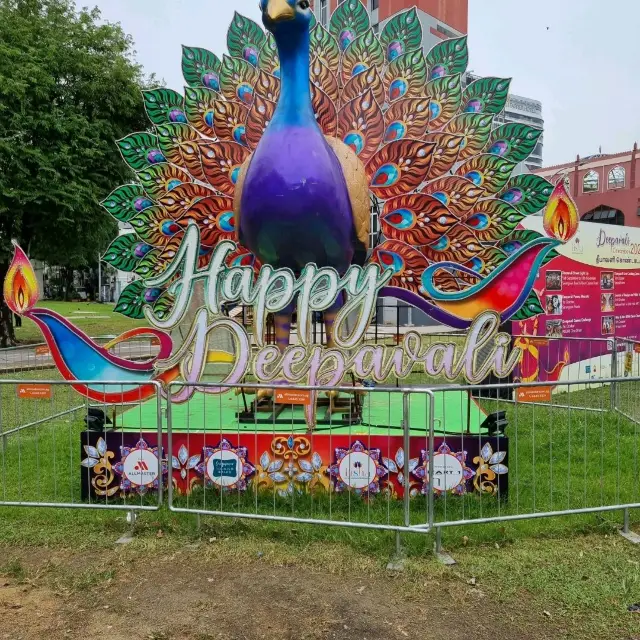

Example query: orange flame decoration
[543,178,579,242]
[3,242,39,315]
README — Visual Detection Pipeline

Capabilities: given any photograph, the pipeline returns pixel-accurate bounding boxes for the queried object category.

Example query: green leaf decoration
[498,174,554,215]
[425,36,468,80]
[220,55,258,105]
[156,123,200,166]
[101,185,154,223]
[259,33,280,76]
[465,200,525,242]
[511,289,544,321]
[115,281,145,318]
[329,0,370,51]
[426,73,462,129]
[143,88,187,126]
[134,248,164,278]
[310,25,341,76]
[103,234,153,272]
[152,292,176,322]
[385,50,428,103]
[226,12,266,67]
[341,29,384,83]
[184,87,217,138]
[182,46,222,91]
[116,132,165,172]
[137,163,193,200]
[461,77,511,115]
[442,113,494,160]
[455,154,517,195]
[486,123,543,164]
[379,8,423,63]
[128,205,176,246]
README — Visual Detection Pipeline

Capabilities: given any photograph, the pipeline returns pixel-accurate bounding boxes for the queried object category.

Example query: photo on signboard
[546,270,562,291]
[545,294,563,316]
[601,293,615,313]
[546,320,564,338]
[601,315,615,335]
[601,272,614,290]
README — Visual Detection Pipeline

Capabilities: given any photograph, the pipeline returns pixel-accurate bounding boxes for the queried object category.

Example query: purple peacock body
[240,124,357,272]
[102,0,558,330]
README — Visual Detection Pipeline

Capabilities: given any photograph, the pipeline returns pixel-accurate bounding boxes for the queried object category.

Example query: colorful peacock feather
[100,1,568,329]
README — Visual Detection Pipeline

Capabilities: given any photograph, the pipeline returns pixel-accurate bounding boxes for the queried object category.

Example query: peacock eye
[298,0,310,8]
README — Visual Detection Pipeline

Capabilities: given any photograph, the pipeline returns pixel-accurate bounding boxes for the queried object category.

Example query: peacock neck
[271,28,317,130]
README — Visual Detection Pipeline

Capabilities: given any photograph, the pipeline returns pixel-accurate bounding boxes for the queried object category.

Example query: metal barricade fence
[417,377,640,534]
[163,381,435,534]
[0,379,163,512]
[0,373,638,539]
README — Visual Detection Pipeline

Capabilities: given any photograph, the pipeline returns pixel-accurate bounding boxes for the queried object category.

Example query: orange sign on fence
[35,345,50,356]
[274,389,311,406]
[516,387,552,403]
[16,384,52,400]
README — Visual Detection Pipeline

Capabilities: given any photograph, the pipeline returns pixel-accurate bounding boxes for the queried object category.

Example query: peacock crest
[101,2,561,328]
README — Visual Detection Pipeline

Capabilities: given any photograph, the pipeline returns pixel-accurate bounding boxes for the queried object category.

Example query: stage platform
[117,389,486,436]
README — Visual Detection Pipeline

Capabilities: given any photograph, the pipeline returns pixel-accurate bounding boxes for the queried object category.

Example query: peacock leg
[274,312,292,354]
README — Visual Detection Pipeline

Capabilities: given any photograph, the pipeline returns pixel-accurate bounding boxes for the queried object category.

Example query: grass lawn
[1,312,639,637]
[0,379,639,637]
[13,300,147,344]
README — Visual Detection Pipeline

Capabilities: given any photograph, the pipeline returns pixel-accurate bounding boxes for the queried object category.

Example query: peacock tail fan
[102,3,555,326]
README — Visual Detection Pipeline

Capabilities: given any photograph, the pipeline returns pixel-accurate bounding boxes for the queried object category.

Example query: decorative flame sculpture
[543,178,579,242]
[4,243,39,316]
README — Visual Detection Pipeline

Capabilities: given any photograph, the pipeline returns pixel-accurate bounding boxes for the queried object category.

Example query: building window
[320,0,327,27]
[583,170,600,193]
[370,0,379,10]
[581,206,625,226]
[436,24,458,38]
[608,166,625,189]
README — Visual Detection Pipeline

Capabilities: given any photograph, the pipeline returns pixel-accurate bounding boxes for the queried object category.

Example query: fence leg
[619,508,640,544]
[386,531,406,572]
[116,509,137,545]
[434,527,456,565]
[610,338,617,410]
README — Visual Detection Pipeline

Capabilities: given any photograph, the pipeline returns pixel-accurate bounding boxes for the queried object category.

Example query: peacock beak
[266,0,295,22]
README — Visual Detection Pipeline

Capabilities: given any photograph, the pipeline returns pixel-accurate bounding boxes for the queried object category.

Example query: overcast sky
[77,0,640,166]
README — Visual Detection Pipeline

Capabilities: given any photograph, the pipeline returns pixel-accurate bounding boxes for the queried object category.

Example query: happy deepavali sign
[147,223,522,397]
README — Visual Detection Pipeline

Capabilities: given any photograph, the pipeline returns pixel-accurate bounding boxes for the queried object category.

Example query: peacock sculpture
[102,0,576,347]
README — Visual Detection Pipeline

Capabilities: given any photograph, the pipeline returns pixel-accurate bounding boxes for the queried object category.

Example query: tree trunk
[0,262,16,348]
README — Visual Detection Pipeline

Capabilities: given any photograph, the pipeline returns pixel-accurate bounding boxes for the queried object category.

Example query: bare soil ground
[0,544,563,640]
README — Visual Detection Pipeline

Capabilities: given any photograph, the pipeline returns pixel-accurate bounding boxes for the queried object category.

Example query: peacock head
[260,0,313,36]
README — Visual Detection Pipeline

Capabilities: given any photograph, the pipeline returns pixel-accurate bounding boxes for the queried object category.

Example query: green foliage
[0,0,152,270]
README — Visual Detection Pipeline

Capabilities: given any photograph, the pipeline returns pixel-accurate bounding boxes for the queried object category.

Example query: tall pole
[97,253,102,303]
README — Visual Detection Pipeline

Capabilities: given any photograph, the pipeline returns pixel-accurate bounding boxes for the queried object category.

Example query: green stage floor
[118,389,486,436]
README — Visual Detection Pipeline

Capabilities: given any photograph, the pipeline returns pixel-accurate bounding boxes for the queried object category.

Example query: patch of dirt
[0,546,561,640]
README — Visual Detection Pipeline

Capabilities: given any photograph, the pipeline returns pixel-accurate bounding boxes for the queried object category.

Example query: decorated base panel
[80,430,508,501]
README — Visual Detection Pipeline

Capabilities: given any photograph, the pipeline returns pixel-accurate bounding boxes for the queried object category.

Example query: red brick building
[534,145,640,228]
[314,0,468,49]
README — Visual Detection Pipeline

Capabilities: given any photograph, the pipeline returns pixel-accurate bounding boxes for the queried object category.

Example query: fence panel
[0,379,163,512]
[164,382,433,534]
[420,377,640,530]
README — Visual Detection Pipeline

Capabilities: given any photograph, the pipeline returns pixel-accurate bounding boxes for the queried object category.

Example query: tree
[0,0,152,344]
